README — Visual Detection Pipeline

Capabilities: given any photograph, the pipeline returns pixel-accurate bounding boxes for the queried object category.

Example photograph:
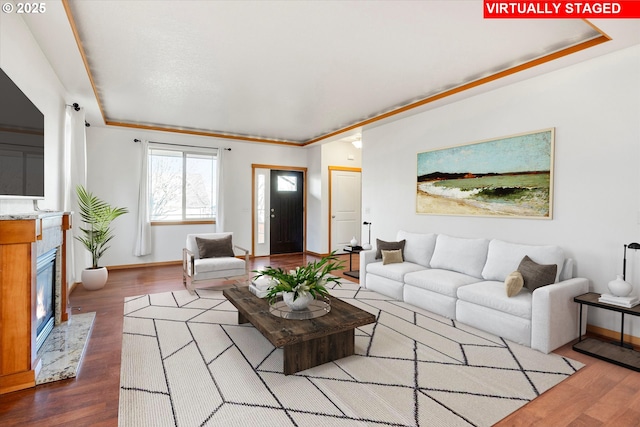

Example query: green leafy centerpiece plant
[253,252,344,310]
[76,185,128,290]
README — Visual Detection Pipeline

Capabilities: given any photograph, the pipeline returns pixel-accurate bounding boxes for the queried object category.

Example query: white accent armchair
[182,232,250,293]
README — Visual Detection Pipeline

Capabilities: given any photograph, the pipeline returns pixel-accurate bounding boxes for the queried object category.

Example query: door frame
[252,164,307,256]
[328,166,362,253]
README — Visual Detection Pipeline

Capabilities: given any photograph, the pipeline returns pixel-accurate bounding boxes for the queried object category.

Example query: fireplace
[35,248,57,352]
[0,212,72,395]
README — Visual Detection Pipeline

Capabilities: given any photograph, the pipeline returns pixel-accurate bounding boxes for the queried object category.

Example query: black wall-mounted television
[0,67,45,199]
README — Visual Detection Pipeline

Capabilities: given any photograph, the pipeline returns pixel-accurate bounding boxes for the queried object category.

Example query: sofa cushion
[505,271,524,297]
[366,274,405,301]
[404,286,457,319]
[429,234,489,278]
[196,235,234,259]
[456,300,532,347]
[375,239,406,260]
[481,239,564,283]
[382,249,403,265]
[404,269,480,298]
[396,231,437,267]
[560,258,574,281]
[457,281,532,319]
[518,255,557,291]
[366,261,425,283]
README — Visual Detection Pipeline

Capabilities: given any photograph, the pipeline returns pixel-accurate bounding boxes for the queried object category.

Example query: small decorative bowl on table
[269,296,331,320]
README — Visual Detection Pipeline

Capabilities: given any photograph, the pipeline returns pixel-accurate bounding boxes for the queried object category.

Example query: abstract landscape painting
[417,129,554,218]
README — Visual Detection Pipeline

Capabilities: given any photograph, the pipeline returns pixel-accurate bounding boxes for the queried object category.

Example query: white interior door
[330,169,362,253]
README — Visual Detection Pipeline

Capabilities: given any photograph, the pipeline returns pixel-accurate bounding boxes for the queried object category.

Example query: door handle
[332,215,336,218]
[271,214,275,218]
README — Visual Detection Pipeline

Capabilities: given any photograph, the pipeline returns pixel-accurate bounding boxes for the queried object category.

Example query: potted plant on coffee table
[75,185,128,290]
[253,252,344,310]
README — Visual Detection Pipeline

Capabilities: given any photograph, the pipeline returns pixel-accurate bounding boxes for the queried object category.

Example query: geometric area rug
[119,280,583,427]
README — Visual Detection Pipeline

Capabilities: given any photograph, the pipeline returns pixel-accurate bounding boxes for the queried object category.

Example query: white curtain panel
[63,105,88,283]
[134,140,152,256]
[215,148,224,232]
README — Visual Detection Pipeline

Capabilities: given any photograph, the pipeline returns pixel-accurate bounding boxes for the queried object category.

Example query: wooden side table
[343,246,362,279]
[573,292,640,371]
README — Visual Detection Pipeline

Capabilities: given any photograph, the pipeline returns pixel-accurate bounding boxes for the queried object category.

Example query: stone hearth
[36,311,95,385]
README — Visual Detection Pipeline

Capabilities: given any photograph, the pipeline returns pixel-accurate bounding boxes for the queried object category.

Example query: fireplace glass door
[35,248,56,351]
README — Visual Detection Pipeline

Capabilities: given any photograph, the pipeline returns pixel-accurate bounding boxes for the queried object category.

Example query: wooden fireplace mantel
[0,212,72,395]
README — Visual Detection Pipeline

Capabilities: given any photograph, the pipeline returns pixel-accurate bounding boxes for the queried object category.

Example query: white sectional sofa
[359,231,589,354]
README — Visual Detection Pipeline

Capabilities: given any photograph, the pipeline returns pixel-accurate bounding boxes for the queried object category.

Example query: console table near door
[573,292,640,371]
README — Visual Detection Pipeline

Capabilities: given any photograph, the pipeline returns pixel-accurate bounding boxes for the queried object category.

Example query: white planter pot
[82,267,108,291]
[282,291,314,310]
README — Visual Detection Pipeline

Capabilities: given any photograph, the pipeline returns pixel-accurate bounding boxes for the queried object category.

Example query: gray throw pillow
[196,235,234,259]
[518,255,557,292]
[375,239,406,260]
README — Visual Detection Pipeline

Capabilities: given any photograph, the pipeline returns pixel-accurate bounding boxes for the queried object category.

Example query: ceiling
[21,1,640,145]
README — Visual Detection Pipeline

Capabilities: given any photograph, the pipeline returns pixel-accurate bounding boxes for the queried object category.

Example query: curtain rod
[66,102,91,127]
[133,139,231,151]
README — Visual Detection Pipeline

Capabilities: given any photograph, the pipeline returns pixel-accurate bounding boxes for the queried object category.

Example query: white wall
[0,11,67,213]
[85,126,307,267]
[306,145,323,253]
[0,10,73,290]
[85,127,362,265]
[362,44,640,337]
[306,140,362,254]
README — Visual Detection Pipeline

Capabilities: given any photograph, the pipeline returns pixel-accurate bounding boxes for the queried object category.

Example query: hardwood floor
[1,253,639,426]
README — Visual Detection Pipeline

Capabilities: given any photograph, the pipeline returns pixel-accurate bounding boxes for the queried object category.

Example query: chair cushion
[366,261,425,283]
[404,269,480,298]
[481,239,564,283]
[186,232,233,260]
[194,257,245,276]
[396,231,437,267]
[429,234,489,278]
[457,281,532,319]
[196,235,234,259]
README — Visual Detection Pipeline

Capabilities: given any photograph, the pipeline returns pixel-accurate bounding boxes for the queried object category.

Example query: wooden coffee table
[223,287,376,375]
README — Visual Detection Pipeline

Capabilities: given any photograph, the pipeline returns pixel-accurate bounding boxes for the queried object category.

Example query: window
[148,146,217,222]
[277,175,297,192]
[257,173,266,244]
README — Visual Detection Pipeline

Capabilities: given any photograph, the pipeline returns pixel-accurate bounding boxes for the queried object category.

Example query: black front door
[270,170,304,254]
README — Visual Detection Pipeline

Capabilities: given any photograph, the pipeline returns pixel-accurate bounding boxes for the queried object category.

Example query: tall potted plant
[76,185,128,290]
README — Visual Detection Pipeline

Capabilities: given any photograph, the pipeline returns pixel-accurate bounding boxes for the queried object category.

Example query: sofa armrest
[359,249,378,288]
[531,277,589,354]
[233,244,250,274]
